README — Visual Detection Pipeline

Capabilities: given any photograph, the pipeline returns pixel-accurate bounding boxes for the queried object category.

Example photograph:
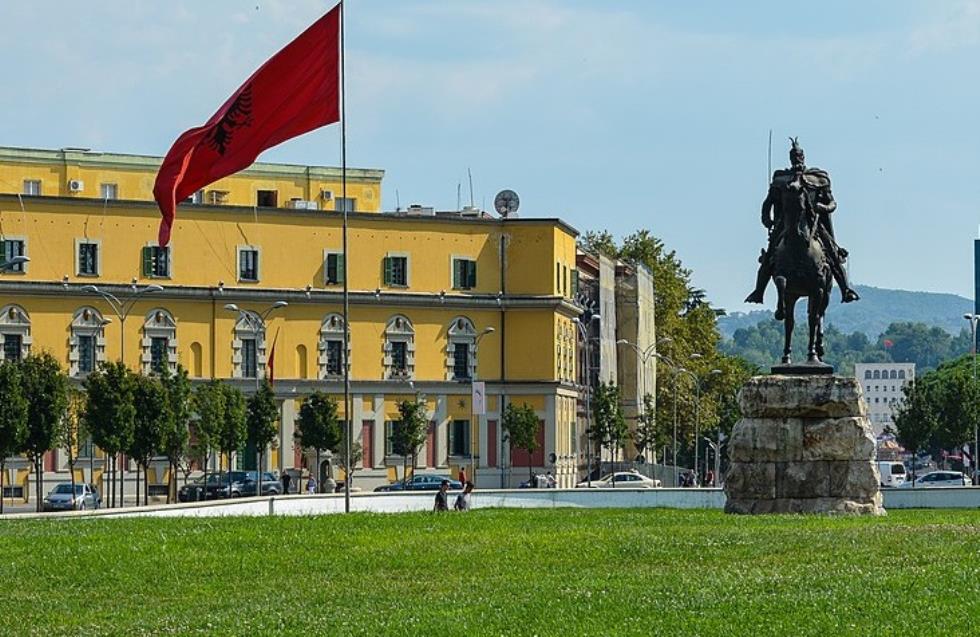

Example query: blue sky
[2,1,979,312]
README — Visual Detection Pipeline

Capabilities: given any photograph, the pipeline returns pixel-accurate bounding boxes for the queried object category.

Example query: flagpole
[340,0,352,514]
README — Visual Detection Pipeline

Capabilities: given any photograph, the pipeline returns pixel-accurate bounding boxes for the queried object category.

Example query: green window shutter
[452,259,461,289]
[383,256,392,285]
[337,253,345,283]
[467,260,477,288]
[571,269,579,295]
[142,246,153,277]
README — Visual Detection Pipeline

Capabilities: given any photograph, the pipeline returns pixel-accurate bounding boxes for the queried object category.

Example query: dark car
[178,473,225,502]
[374,474,462,492]
[235,472,283,497]
[200,471,281,499]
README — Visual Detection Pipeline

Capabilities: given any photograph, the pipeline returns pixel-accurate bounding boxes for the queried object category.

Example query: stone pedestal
[724,375,883,515]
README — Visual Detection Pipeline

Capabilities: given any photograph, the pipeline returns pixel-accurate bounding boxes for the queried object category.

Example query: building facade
[854,362,915,436]
[0,146,584,499]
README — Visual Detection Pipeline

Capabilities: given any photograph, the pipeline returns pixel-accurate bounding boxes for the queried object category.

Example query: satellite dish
[494,189,520,217]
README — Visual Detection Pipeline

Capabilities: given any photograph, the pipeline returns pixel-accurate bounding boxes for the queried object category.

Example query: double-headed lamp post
[573,314,601,487]
[224,300,288,497]
[963,313,979,485]
[469,326,495,485]
[0,255,29,272]
[616,336,672,463]
[81,281,163,508]
[653,353,720,485]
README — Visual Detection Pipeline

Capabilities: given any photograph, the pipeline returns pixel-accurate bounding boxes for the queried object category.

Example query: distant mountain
[718,285,973,339]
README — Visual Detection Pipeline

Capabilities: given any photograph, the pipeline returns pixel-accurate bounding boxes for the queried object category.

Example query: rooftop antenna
[468,168,475,208]
[767,128,773,184]
[395,189,401,212]
[457,182,462,210]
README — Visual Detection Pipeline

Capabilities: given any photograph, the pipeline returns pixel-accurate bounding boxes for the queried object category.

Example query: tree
[83,361,135,508]
[334,433,363,489]
[160,365,191,502]
[56,388,86,504]
[502,402,541,482]
[218,384,247,486]
[591,382,629,469]
[246,381,279,496]
[632,393,660,462]
[192,380,226,500]
[394,397,428,485]
[296,391,342,492]
[20,352,70,512]
[129,374,168,506]
[894,381,938,483]
[0,362,28,515]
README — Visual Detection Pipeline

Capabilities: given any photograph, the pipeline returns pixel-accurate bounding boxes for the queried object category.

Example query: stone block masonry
[725,375,884,515]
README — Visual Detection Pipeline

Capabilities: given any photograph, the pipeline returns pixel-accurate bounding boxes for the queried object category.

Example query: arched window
[69,306,107,376]
[142,308,177,375]
[232,310,264,379]
[873,370,880,379]
[0,304,31,362]
[898,370,906,379]
[384,315,414,380]
[318,313,349,379]
[889,370,897,379]
[446,316,477,381]
[864,370,872,379]
[296,344,308,379]
[190,342,203,377]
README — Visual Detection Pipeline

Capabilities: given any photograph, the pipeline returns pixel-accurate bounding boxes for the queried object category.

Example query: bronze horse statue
[772,172,833,364]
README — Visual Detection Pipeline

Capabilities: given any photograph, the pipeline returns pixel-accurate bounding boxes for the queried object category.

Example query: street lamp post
[964,314,979,485]
[224,301,287,498]
[616,336,672,464]
[573,314,600,487]
[468,326,495,486]
[81,281,163,508]
[0,255,29,272]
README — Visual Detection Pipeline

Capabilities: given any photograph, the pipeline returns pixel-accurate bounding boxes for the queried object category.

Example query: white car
[576,472,662,489]
[898,471,970,488]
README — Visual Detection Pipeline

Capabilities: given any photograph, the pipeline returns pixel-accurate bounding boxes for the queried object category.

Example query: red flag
[154,4,341,246]
[267,328,281,386]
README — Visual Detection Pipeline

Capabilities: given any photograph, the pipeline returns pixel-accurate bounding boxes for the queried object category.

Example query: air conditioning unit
[68,179,84,192]
[288,199,319,210]
[320,189,333,201]
[407,204,435,216]
[460,205,482,218]
[208,190,229,205]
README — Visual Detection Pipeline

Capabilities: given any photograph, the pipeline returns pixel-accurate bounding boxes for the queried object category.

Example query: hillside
[719,285,973,339]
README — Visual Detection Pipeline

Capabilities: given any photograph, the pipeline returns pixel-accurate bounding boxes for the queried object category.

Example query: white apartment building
[854,362,916,436]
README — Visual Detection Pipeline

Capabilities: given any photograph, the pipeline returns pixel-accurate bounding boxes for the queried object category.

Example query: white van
[877,461,907,488]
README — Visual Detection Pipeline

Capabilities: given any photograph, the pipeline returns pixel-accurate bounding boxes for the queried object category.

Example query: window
[208,190,229,205]
[257,190,278,207]
[890,370,897,379]
[100,183,118,200]
[1,239,26,273]
[873,370,880,379]
[325,340,343,375]
[3,334,22,362]
[185,189,204,204]
[453,343,470,380]
[242,339,258,379]
[391,341,407,372]
[141,245,170,278]
[563,266,568,296]
[324,252,345,285]
[141,309,177,375]
[864,370,872,379]
[866,385,871,392]
[334,197,356,213]
[78,335,95,373]
[23,180,41,196]
[77,241,99,276]
[383,255,408,287]
[571,269,579,296]
[898,370,906,379]
[238,248,260,282]
[452,258,477,290]
[150,337,168,374]
[385,420,401,456]
[556,263,561,291]
[448,420,471,458]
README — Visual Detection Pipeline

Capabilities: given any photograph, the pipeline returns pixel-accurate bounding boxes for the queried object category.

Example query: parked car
[877,461,907,488]
[178,474,223,502]
[898,470,970,488]
[575,471,662,489]
[42,483,101,511]
[198,471,254,499]
[235,472,283,497]
[373,474,462,492]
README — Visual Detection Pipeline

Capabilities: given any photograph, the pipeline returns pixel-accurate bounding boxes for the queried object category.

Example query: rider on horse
[745,138,859,318]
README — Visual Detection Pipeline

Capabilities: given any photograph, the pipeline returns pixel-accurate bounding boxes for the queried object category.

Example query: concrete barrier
[4,486,978,520]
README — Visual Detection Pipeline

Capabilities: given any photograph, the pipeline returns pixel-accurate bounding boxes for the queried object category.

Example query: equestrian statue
[745,138,859,367]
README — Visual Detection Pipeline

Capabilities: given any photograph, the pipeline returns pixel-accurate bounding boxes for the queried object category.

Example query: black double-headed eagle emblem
[205,86,254,155]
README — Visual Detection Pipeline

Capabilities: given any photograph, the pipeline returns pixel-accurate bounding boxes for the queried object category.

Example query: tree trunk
[119,453,125,508]
[1,460,5,515]
[144,464,149,505]
[68,449,76,509]
[202,451,209,501]
[35,456,43,513]
[257,448,262,498]
[135,463,140,507]
[315,449,321,493]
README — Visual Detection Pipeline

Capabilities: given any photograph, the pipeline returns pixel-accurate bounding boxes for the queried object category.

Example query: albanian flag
[154,4,341,246]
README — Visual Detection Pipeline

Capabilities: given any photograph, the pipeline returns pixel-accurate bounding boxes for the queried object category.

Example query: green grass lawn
[3,509,979,636]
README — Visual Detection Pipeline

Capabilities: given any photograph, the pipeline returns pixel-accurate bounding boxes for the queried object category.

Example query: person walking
[454,481,474,511]
[433,480,450,512]
[306,474,317,495]
[281,471,291,495]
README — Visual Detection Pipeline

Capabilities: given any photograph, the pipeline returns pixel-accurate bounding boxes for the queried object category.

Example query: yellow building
[0,146,583,497]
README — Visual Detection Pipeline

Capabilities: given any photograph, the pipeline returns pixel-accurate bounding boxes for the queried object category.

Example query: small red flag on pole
[154,4,341,246]
[267,327,281,387]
